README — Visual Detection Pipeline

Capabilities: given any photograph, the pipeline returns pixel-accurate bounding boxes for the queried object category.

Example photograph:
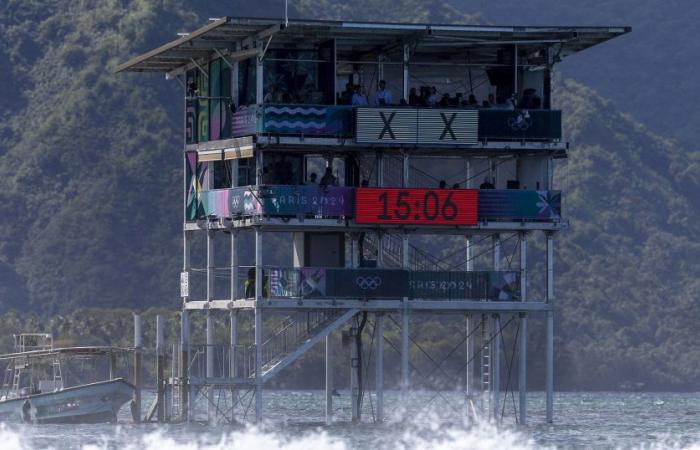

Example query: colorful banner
[262,105,353,136]
[185,151,199,221]
[478,110,562,141]
[198,185,353,219]
[264,268,520,301]
[478,190,561,221]
[259,185,353,216]
[268,267,327,298]
[232,106,260,136]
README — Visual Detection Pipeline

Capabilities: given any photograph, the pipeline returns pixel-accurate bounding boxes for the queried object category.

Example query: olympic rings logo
[507,113,533,131]
[356,276,382,290]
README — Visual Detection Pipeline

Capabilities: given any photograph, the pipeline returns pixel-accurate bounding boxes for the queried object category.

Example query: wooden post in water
[133,313,143,423]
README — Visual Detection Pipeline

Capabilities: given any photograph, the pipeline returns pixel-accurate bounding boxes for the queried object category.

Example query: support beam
[206,311,215,422]
[325,333,334,424]
[350,319,359,422]
[402,44,409,101]
[546,232,555,423]
[546,310,554,424]
[402,152,410,269]
[492,235,501,422]
[133,313,143,423]
[231,231,239,300]
[400,307,409,406]
[256,53,264,104]
[180,310,190,422]
[519,313,528,426]
[254,227,263,422]
[375,313,384,422]
[519,232,528,425]
[464,313,472,422]
[156,315,165,422]
[230,311,238,378]
[492,314,501,423]
[207,230,214,301]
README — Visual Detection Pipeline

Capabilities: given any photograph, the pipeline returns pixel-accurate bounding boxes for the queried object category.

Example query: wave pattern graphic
[265,120,327,130]
[265,107,326,115]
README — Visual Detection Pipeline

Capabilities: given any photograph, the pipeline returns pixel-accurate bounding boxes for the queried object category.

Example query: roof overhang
[115,16,631,75]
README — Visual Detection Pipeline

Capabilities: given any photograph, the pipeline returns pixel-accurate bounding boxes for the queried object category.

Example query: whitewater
[2,391,700,449]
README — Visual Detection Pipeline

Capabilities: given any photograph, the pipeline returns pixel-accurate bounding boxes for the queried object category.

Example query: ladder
[480,314,490,415]
[51,356,63,390]
[12,363,23,392]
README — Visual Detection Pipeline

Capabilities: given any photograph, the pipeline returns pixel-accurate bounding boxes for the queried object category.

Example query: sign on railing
[262,105,353,137]
[198,185,354,219]
[478,110,562,141]
[478,190,561,221]
[267,267,520,301]
[356,107,479,145]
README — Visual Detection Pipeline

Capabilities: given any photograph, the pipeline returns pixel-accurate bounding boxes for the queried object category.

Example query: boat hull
[0,378,135,424]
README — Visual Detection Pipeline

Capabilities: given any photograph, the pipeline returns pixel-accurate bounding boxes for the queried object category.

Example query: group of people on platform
[336,80,543,110]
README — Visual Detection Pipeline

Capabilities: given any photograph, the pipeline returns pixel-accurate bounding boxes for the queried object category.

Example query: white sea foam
[2,420,700,450]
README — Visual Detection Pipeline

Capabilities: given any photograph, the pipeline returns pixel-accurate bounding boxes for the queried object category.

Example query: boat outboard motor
[21,399,32,423]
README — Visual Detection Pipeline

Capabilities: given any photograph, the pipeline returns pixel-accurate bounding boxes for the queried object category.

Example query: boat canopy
[0,346,133,362]
[115,17,630,74]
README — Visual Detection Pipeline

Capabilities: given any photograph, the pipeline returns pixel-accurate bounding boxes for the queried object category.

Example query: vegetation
[0,1,697,390]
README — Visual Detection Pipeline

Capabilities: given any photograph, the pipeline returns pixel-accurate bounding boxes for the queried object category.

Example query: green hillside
[0,1,696,389]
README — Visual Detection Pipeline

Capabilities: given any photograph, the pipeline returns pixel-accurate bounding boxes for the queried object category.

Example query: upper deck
[117,17,629,153]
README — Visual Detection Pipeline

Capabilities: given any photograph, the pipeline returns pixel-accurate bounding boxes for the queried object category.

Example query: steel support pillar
[325,333,333,424]
[376,313,384,422]
[230,311,238,378]
[133,313,142,423]
[254,227,263,423]
[492,314,501,422]
[402,45,409,100]
[465,313,472,422]
[156,315,165,422]
[350,321,359,422]
[492,235,501,422]
[519,233,528,425]
[231,231,239,300]
[207,230,214,301]
[546,232,555,423]
[206,311,215,422]
[400,307,409,405]
[180,310,190,422]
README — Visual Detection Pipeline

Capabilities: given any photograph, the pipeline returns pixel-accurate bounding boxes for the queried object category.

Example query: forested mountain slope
[0,0,697,389]
[452,0,699,150]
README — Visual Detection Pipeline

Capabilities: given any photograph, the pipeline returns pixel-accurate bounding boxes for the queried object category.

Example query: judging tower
[117,17,629,425]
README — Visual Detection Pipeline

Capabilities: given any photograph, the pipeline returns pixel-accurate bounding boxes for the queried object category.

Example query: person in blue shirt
[374,80,393,106]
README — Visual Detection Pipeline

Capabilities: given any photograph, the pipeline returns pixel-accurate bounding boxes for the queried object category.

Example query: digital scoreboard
[355,188,478,225]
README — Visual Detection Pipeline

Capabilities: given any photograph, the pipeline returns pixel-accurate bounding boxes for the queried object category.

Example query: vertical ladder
[480,314,490,416]
[51,357,63,390]
[170,344,181,419]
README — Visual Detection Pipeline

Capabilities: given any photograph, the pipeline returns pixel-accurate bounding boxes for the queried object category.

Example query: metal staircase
[363,232,448,271]
[250,309,358,383]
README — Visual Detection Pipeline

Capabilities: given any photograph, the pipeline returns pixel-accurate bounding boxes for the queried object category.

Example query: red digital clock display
[355,188,478,225]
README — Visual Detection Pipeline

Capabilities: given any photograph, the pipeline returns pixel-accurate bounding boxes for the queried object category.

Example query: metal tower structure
[117,17,629,425]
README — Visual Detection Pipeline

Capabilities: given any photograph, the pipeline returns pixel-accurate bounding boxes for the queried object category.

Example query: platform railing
[186,103,562,143]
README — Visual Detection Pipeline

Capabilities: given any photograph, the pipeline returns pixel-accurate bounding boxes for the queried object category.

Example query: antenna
[285,0,289,26]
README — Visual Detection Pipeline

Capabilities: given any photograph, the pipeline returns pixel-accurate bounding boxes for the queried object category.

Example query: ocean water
[2,391,700,449]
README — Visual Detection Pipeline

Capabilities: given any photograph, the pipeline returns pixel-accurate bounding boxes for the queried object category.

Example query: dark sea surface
[2,390,700,449]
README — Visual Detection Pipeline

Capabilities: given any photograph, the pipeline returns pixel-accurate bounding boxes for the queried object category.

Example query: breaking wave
[1,420,699,450]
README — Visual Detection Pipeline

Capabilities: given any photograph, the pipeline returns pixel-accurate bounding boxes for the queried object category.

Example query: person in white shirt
[374,80,393,106]
[351,85,368,106]
[427,86,439,107]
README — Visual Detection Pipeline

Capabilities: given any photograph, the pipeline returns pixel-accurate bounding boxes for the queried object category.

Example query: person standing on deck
[374,80,393,106]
